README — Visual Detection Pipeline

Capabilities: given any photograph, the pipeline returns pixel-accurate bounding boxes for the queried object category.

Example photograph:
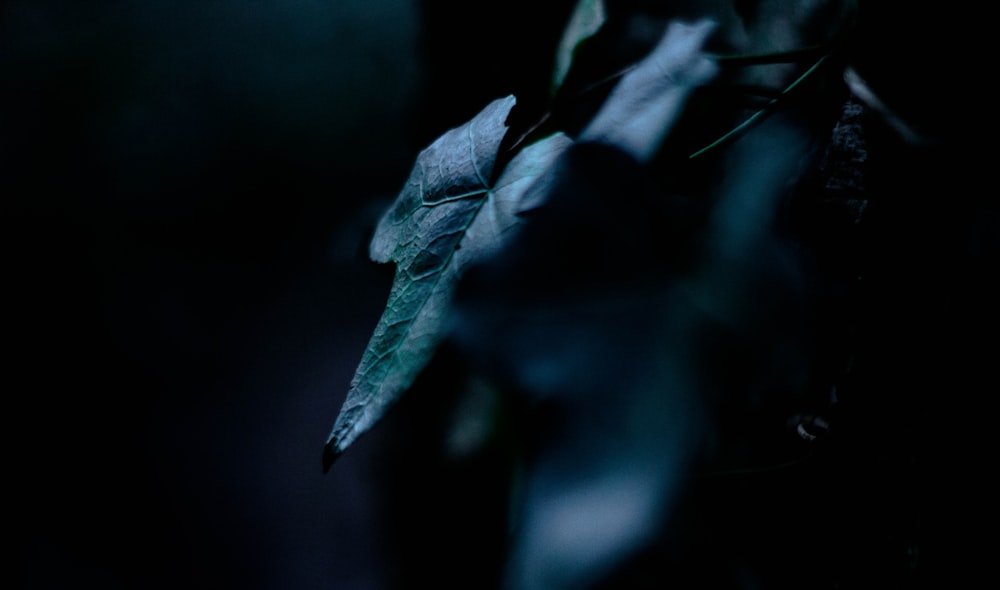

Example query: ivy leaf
[323,96,572,470]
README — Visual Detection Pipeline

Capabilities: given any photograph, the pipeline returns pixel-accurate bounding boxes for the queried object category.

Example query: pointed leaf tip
[323,98,573,464]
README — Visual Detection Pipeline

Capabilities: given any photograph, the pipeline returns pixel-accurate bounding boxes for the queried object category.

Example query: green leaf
[324,96,572,470]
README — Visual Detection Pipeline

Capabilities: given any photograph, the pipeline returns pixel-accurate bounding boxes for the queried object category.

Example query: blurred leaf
[448,18,827,585]
[324,95,572,469]
[452,114,822,590]
[580,18,718,162]
[552,0,607,94]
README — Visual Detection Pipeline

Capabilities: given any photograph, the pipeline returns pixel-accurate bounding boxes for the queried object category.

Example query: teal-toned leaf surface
[324,96,572,469]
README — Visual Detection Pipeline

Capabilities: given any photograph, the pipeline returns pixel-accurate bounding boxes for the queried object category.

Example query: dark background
[7,1,993,589]
[5,1,572,588]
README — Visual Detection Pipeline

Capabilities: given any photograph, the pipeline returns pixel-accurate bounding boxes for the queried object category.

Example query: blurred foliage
[327,1,993,589]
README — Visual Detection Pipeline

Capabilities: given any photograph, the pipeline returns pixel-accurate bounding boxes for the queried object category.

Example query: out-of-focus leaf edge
[552,0,608,95]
